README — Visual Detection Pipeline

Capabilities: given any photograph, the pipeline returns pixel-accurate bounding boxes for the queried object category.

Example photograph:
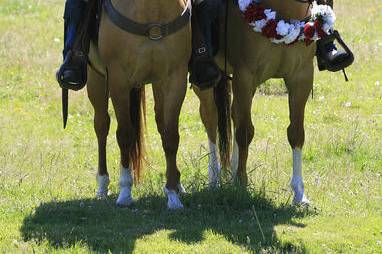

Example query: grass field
[0,0,381,253]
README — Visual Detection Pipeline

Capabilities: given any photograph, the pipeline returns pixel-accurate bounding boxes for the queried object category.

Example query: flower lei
[237,0,336,45]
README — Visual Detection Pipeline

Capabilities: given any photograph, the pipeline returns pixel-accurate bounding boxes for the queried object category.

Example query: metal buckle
[147,23,164,41]
[196,47,207,54]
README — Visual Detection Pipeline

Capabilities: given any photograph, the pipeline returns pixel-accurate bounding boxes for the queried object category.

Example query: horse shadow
[21,187,314,253]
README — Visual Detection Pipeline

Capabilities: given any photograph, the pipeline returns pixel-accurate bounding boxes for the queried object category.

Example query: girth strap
[104,0,191,40]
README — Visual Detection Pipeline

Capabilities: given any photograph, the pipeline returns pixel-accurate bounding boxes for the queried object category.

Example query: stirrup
[316,30,354,73]
[56,50,88,91]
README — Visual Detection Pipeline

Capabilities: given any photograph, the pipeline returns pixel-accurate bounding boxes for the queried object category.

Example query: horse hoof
[164,187,184,210]
[291,178,310,206]
[116,187,134,207]
[96,174,110,198]
[293,195,311,206]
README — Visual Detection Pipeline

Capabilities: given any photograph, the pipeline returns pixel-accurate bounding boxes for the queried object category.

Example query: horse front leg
[109,69,135,207]
[284,66,313,205]
[153,70,187,210]
[87,68,110,198]
[193,86,220,188]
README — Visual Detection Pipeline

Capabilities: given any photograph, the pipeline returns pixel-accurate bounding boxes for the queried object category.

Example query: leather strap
[191,4,210,60]
[104,0,191,40]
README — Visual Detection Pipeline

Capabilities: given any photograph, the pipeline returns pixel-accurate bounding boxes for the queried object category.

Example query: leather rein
[103,0,191,41]
[293,0,314,3]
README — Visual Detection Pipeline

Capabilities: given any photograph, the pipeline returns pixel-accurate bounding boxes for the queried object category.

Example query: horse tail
[129,86,146,181]
[214,73,232,171]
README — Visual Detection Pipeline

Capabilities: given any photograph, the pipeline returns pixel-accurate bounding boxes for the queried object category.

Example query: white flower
[253,19,267,32]
[284,23,303,44]
[238,0,252,11]
[264,9,276,20]
[312,2,336,27]
[276,20,291,36]
[239,0,337,45]
[322,23,331,33]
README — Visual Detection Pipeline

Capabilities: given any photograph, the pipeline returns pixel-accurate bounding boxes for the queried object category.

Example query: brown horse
[195,0,328,204]
[87,0,191,209]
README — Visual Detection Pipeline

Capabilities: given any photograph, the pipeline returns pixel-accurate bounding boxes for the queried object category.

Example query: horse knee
[287,123,305,148]
[94,113,110,137]
[116,126,132,149]
[236,123,254,148]
[161,128,179,155]
[155,113,163,135]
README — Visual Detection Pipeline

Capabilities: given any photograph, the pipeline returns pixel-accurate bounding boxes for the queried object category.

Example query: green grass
[0,0,381,253]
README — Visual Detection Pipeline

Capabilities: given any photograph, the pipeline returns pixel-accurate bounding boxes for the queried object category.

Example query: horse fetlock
[230,138,239,180]
[207,140,220,187]
[96,174,110,198]
[208,163,221,188]
[291,178,310,205]
[116,186,134,207]
[237,172,248,186]
[119,167,133,188]
[231,169,248,186]
[164,186,184,210]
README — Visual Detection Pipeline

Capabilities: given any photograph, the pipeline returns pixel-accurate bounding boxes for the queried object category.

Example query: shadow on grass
[21,187,314,253]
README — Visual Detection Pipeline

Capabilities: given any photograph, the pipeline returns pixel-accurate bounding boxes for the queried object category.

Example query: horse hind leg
[153,70,187,210]
[284,67,314,205]
[87,67,111,198]
[193,86,220,188]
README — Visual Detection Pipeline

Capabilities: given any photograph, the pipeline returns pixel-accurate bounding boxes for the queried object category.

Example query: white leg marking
[208,140,221,188]
[116,165,134,207]
[291,148,310,205]
[96,174,110,198]
[230,134,239,181]
[164,186,184,210]
[177,183,187,195]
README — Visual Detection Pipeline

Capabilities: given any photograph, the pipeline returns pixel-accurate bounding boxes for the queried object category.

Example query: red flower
[244,3,266,23]
[314,19,326,38]
[313,19,322,30]
[262,19,278,38]
[303,23,315,39]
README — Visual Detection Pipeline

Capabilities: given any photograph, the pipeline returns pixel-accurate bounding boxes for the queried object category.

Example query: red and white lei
[238,0,336,45]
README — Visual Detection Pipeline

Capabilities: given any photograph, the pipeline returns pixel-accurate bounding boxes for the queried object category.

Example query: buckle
[196,47,207,55]
[147,23,164,41]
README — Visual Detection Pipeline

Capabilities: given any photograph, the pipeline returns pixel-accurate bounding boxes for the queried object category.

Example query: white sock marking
[164,186,184,210]
[231,134,239,181]
[96,174,110,198]
[291,148,310,205]
[116,165,134,207]
[208,140,221,188]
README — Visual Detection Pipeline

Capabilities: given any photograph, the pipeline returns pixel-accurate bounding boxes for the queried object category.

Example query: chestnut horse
[87,0,191,209]
[195,0,327,204]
